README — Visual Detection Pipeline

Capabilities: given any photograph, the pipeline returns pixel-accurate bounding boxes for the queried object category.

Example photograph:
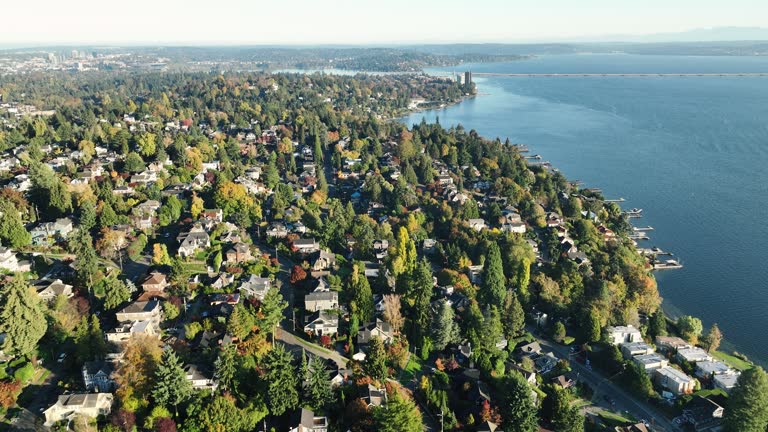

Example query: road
[537,338,678,432]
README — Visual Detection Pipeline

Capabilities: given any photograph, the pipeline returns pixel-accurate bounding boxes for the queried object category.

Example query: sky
[2,0,767,45]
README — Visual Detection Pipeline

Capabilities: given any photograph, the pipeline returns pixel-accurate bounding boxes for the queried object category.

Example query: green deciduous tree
[723,367,768,432]
[0,278,47,356]
[705,323,723,353]
[677,315,703,344]
[372,390,423,432]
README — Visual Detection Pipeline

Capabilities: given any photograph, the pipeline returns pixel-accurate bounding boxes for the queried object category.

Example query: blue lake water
[404,54,768,365]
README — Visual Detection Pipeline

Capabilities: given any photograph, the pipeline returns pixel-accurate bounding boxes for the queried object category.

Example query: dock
[639,247,673,256]
[473,72,768,78]
[628,233,650,240]
[653,259,684,270]
[633,226,654,232]
[605,198,625,203]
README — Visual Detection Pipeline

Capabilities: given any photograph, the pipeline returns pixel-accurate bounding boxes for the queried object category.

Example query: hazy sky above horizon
[2,0,767,45]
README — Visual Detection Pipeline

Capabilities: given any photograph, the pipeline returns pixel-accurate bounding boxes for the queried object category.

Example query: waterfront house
[654,367,696,395]
[632,354,669,373]
[713,372,740,393]
[44,393,114,426]
[695,361,731,378]
[655,336,691,353]
[676,347,712,364]
[621,342,655,359]
[606,325,643,345]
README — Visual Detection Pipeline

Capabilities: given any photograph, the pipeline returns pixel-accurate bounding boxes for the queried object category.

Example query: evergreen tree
[0,199,31,248]
[214,343,237,393]
[502,289,525,339]
[550,386,584,432]
[648,312,667,338]
[0,278,47,356]
[723,367,768,432]
[264,344,299,416]
[480,243,506,306]
[372,390,423,432]
[364,336,388,382]
[79,200,97,232]
[410,259,434,345]
[152,349,192,414]
[350,265,374,323]
[227,303,255,340]
[304,356,334,411]
[257,286,287,337]
[74,315,107,362]
[499,371,538,432]
[102,277,130,310]
[99,201,118,229]
[431,298,459,351]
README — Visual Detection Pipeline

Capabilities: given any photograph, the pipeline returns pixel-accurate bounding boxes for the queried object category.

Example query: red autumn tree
[290,265,307,284]
[155,417,177,432]
[0,380,22,408]
[111,409,136,432]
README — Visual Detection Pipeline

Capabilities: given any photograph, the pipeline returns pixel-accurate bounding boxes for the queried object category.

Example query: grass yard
[711,350,752,371]
[598,409,636,426]
[399,355,423,385]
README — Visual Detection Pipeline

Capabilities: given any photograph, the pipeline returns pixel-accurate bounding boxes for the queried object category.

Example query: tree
[136,132,157,157]
[190,193,204,219]
[364,336,388,382]
[290,265,307,285]
[228,303,255,340]
[102,277,130,310]
[723,367,768,432]
[79,200,97,232]
[124,152,145,173]
[78,139,95,164]
[214,343,237,392]
[152,349,192,414]
[550,386,585,432]
[304,356,334,411]
[480,243,506,306]
[96,227,127,269]
[552,321,566,343]
[257,286,287,338]
[99,201,118,229]
[152,243,172,266]
[372,390,423,432]
[70,229,99,288]
[111,409,136,432]
[349,264,374,323]
[409,258,434,345]
[648,312,667,338]
[263,344,299,416]
[677,315,704,344]
[0,199,31,248]
[382,294,404,334]
[0,278,47,356]
[499,372,538,432]
[115,335,162,411]
[154,417,177,432]
[705,323,723,353]
[502,289,525,339]
[431,299,459,351]
[0,379,22,409]
[581,308,601,343]
[74,315,106,362]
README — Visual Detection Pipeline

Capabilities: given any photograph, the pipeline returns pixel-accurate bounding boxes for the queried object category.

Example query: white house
[676,347,712,364]
[44,393,114,426]
[655,367,696,395]
[605,325,643,345]
[632,354,669,373]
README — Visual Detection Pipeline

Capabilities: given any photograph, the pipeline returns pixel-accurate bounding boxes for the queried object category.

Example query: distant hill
[570,27,768,43]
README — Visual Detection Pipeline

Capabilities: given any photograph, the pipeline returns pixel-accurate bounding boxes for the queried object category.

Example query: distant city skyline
[2,0,768,46]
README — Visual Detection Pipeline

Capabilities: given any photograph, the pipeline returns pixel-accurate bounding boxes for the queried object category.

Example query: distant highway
[472,72,768,77]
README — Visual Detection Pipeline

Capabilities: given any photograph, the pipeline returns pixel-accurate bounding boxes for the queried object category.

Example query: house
[614,424,649,432]
[36,279,74,303]
[0,244,31,272]
[477,421,501,432]
[695,361,731,378]
[632,354,669,373]
[82,361,116,392]
[44,393,114,426]
[552,374,575,389]
[177,226,211,258]
[655,336,691,353]
[289,408,328,432]
[293,238,320,254]
[201,209,224,224]
[621,342,655,359]
[29,217,74,246]
[209,293,240,306]
[422,238,437,254]
[105,320,158,343]
[501,221,526,234]
[546,212,563,227]
[184,364,218,391]
[304,311,339,336]
[682,396,724,432]
[266,223,289,238]
[534,352,559,374]
[141,272,169,296]
[239,275,272,300]
[654,367,696,395]
[304,291,339,312]
[365,384,386,407]
[676,347,712,364]
[358,319,395,345]
[225,243,252,264]
[209,273,235,291]
[516,342,542,358]
[135,199,161,216]
[605,325,643,345]
[115,300,162,324]
[506,363,537,386]
[467,218,487,231]
[713,372,740,393]
[310,249,337,272]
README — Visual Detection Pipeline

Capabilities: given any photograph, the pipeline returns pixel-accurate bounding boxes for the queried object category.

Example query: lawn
[712,350,753,371]
[598,409,636,426]
[399,355,423,385]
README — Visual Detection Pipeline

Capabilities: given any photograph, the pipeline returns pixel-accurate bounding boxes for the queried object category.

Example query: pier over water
[472,72,768,78]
